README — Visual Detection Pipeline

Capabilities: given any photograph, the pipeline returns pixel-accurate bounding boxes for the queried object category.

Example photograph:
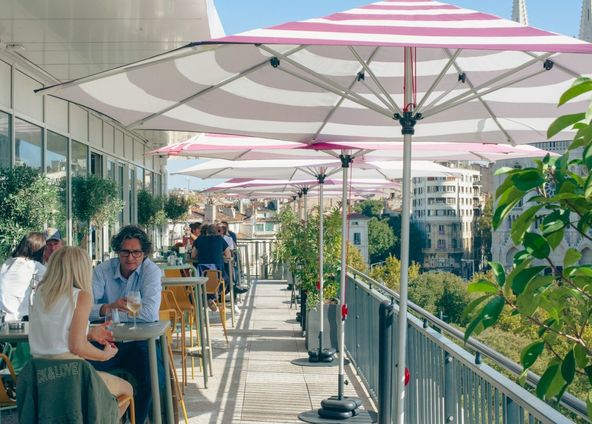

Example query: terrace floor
[179,279,376,423]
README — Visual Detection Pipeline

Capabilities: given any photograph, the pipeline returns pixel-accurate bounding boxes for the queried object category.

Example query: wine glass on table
[127,291,142,330]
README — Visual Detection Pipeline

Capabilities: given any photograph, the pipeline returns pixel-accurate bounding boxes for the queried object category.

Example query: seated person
[28,247,132,419]
[89,225,163,424]
[193,224,231,310]
[0,232,46,321]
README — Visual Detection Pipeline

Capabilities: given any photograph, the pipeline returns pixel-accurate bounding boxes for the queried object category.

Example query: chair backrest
[17,358,119,424]
[205,270,223,295]
[158,310,176,343]
[0,353,16,406]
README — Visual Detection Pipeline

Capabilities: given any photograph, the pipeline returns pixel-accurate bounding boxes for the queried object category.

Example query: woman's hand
[88,322,114,346]
[102,341,118,361]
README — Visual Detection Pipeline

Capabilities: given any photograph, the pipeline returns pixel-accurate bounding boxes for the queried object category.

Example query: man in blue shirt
[90,225,162,424]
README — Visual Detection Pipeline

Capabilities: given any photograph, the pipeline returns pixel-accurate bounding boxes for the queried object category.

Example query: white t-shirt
[29,288,81,356]
[0,257,46,321]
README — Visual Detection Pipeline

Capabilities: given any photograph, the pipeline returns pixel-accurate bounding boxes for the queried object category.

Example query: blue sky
[167,0,582,190]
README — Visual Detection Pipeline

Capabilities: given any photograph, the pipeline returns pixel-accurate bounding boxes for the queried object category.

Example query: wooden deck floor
[177,279,376,424]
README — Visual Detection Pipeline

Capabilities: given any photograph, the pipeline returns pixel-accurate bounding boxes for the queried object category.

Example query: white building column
[580,0,592,41]
[512,0,528,25]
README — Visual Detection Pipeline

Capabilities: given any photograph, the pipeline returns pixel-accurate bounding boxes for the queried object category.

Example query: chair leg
[168,344,189,424]
[219,292,229,345]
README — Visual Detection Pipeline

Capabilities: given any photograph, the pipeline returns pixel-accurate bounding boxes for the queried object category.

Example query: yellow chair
[205,269,229,344]
[160,290,189,389]
[118,395,135,424]
[159,310,189,424]
[0,353,16,417]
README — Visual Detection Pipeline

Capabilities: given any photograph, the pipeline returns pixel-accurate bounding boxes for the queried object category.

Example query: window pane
[136,166,144,192]
[71,140,88,177]
[47,131,68,238]
[15,118,42,170]
[0,111,10,169]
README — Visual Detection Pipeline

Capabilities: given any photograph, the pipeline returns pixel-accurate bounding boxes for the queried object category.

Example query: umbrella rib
[259,45,394,118]
[37,42,210,95]
[349,46,402,114]
[423,65,553,121]
[313,48,382,140]
[524,52,580,78]
[422,52,554,118]
[126,45,307,130]
[447,51,515,145]
[415,48,462,115]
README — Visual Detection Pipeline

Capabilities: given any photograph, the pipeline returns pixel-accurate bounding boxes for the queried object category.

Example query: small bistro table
[161,273,212,388]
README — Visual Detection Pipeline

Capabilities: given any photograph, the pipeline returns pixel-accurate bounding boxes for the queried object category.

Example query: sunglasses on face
[118,249,144,258]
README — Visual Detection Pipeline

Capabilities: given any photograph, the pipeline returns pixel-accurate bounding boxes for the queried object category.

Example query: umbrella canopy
[39,1,592,145]
[152,133,552,162]
[173,158,463,180]
[204,177,399,192]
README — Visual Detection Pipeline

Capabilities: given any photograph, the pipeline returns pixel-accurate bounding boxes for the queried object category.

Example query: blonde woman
[29,247,133,418]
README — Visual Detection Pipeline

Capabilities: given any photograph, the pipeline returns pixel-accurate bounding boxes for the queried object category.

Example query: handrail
[346,266,588,421]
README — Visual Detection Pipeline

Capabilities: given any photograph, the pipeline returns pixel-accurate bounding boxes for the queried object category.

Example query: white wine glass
[127,291,142,330]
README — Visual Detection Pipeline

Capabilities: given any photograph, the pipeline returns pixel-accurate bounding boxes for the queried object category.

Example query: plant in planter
[137,189,166,229]
[0,165,58,261]
[464,77,592,415]
[69,175,124,250]
[163,193,190,246]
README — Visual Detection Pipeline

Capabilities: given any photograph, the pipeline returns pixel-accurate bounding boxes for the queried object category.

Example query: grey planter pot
[305,303,339,352]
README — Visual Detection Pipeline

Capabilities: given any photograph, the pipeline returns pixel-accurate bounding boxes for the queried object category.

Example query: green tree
[370,255,421,292]
[368,217,396,263]
[464,77,592,412]
[164,194,190,222]
[0,166,58,260]
[347,243,368,273]
[70,175,123,246]
[354,199,384,217]
[137,189,164,228]
[388,215,424,264]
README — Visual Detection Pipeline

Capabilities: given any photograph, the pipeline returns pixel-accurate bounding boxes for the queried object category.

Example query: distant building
[411,166,482,275]
[348,213,371,264]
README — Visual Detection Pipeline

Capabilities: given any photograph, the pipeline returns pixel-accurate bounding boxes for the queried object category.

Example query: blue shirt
[91,257,162,322]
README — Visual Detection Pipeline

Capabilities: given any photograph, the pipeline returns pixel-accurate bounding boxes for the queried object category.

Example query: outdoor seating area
[1,0,592,423]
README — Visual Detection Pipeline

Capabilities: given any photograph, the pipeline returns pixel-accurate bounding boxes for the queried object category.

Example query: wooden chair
[159,310,189,424]
[117,395,135,424]
[160,290,189,389]
[163,269,200,380]
[0,353,17,419]
[204,269,229,344]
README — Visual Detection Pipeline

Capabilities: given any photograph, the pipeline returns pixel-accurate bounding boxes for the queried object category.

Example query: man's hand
[88,322,114,346]
[100,297,128,316]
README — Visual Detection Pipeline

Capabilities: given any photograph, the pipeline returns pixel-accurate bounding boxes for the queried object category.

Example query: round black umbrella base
[290,357,350,367]
[298,410,377,423]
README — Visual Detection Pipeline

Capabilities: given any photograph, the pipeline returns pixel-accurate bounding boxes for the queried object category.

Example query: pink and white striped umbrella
[151,133,552,161]
[40,1,592,145]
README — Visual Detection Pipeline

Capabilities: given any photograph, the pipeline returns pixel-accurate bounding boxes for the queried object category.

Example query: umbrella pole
[303,187,309,222]
[338,156,350,399]
[394,46,418,424]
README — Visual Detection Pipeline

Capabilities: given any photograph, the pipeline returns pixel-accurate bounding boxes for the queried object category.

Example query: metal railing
[344,267,584,424]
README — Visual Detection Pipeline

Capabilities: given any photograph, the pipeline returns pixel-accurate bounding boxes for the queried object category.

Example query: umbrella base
[298,408,376,423]
[290,356,349,367]
[308,348,337,363]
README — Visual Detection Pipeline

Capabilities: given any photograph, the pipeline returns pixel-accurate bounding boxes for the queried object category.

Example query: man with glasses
[89,225,162,424]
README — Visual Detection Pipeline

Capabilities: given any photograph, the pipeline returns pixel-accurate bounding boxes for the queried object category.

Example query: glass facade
[0,111,10,169]
[71,140,88,177]
[15,118,42,170]
[46,131,69,237]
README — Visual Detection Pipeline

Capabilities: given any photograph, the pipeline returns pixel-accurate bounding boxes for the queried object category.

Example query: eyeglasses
[118,249,144,258]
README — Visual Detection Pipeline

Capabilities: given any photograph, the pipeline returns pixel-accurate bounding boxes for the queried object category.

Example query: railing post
[504,397,521,423]
[444,352,455,423]
[379,300,394,424]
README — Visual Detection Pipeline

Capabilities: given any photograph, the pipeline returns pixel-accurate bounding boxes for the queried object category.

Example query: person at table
[29,246,133,419]
[193,224,231,309]
[0,232,46,321]
[217,223,248,295]
[89,225,163,424]
[33,227,64,265]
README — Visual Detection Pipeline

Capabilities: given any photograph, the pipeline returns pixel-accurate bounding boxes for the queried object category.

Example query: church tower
[512,0,528,25]
[580,0,592,41]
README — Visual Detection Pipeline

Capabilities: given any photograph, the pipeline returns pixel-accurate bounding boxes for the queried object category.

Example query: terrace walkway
[180,279,376,423]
